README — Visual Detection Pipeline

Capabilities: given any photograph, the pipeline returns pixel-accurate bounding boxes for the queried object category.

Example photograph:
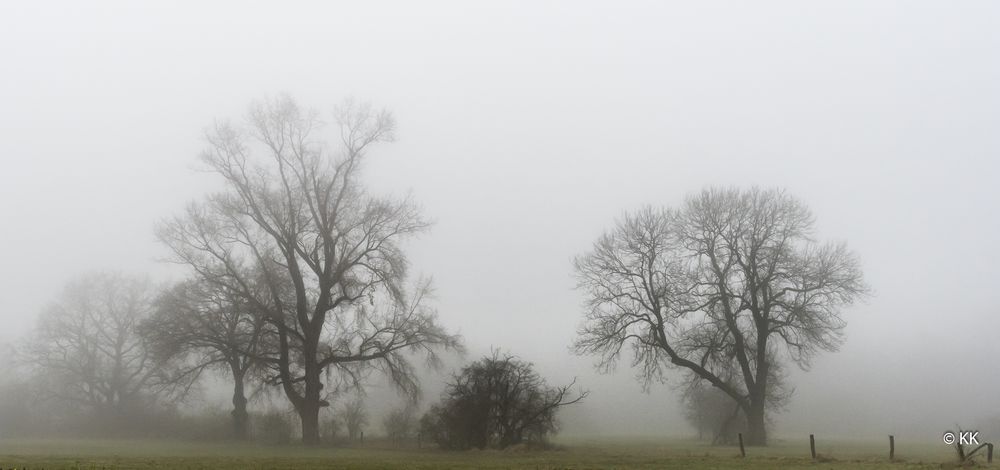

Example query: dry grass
[0,435,989,469]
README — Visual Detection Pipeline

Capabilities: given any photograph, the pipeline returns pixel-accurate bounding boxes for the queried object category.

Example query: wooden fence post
[988,443,994,463]
[809,434,816,459]
[889,435,894,461]
[738,433,745,458]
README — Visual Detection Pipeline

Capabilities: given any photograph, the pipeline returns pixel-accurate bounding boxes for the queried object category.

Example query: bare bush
[420,351,587,450]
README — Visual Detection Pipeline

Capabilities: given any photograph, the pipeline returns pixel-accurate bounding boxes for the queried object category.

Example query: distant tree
[142,278,272,440]
[420,351,587,450]
[323,412,343,442]
[0,344,38,437]
[681,364,790,444]
[157,96,463,444]
[255,409,295,444]
[681,376,745,444]
[382,405,417,445]
[341,398,369,441]
[574,187,867,446]
[0,379,36,437]
[23,272,184,422]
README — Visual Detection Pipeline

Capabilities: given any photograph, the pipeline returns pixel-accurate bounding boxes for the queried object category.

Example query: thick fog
[1,1,998,441]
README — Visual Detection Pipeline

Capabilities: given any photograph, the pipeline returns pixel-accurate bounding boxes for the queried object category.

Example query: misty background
[1,1,998,440]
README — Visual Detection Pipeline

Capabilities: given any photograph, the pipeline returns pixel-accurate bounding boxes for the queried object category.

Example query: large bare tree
[157,96,462,444]
[142,279,272,440]
[573,187,867,445]
[24,272,182,419]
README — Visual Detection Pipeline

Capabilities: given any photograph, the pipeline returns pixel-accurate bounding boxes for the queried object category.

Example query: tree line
[8,96,867,448]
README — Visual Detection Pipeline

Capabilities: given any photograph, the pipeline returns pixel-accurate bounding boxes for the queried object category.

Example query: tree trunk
[744,401,767,446]
[300,401,320,445]
[299,354,323,445]
[231,370,249,440]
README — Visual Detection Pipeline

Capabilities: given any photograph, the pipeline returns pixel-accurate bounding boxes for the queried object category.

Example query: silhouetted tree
[574,187,867,446]
[420,351,587,450]
[157,96,462,444]
[142,279,272,440]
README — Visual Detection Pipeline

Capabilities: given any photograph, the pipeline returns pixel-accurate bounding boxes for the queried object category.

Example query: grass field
[0,436,989,469]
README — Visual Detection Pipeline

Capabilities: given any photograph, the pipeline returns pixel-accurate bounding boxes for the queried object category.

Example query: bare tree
[23,272,183,421]
[382,405,417,445]
[340,397,369,441]
[142,278,272,440]
[157,95,463,444]
[573,187,867,445]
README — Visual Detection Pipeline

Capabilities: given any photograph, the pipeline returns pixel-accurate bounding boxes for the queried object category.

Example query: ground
[0,436,989,469]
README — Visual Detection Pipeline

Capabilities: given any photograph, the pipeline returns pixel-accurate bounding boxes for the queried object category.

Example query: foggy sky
[2,1,999,439]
